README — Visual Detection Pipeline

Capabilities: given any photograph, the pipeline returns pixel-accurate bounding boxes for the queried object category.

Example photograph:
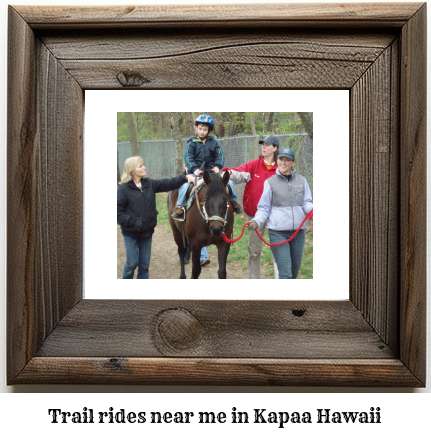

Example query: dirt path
[117,223,250,279]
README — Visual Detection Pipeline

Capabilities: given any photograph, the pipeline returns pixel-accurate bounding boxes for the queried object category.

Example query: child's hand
[193,169,202,176]
[212,167,220,174]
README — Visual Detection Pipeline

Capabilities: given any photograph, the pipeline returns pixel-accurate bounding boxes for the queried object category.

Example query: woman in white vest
[248,148,313,279]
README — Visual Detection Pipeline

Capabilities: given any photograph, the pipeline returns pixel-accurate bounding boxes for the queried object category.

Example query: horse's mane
[204,173,229,200]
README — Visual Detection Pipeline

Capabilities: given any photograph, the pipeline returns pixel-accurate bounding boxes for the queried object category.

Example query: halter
[194,184,230,230]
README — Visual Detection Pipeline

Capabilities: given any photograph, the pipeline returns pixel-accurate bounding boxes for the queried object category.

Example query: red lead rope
[222,209,313,246]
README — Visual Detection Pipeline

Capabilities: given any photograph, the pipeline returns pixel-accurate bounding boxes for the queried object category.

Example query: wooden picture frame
[7,3,426,386]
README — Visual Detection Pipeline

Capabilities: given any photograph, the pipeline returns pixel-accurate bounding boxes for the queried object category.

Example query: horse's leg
[169,227,187,279]
[168,190,189,279]
[191,242,202,279]
[178,241,187,279]
[216,241,231,279]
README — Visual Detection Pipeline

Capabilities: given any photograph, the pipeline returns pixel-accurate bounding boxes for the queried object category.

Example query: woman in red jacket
[224,135,279,279]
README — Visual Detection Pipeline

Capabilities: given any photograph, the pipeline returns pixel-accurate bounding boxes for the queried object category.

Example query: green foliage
[247,112,303,135]
[117,112,129,142]
[278,113,302,134]
[117,112,310,141]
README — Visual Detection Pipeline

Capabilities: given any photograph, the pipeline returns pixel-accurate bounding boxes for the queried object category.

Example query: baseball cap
[259,135,280,148]
[277,147,296,160]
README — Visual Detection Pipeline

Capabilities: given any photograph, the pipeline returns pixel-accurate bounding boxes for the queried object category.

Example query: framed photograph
[86,91,349,300]
[7,4,426,386]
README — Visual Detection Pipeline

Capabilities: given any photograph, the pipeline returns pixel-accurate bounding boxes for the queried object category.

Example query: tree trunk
[250,112,257,135]
[125,112,139,156]
[208,112,225,137]
[263,112,274,132]
[185,112,196,137]
[296,113,313,202]
[171,112,184,175]
[298,112,313,140]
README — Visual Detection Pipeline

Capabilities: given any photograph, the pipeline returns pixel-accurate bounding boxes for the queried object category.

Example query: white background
[1,0,430,429]
[85,90,349,299]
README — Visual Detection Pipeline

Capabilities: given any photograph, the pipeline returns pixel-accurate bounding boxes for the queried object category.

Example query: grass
[156,192,171,227]
[156,192,313,279]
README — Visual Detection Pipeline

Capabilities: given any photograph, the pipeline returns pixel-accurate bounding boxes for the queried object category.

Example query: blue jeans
[176,181,191,205]
[176,175,238,205]
[228,179,238,201]
[122,234,152,279]
[184,245,208,263]
[200,247,208,261]
[268,229,305,279]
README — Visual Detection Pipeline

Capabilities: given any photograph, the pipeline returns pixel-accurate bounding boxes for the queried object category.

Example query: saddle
[185,178,205,212]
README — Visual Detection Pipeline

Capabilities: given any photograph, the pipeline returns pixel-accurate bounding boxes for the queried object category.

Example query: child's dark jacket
[184,135,225,174]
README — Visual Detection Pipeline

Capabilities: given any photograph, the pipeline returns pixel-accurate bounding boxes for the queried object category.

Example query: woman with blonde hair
[117,155,194,279]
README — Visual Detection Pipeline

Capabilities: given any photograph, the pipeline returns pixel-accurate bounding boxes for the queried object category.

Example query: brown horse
[168,170,234,279]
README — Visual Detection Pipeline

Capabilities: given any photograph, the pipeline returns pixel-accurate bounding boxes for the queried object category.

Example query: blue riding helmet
[195,114,215,130]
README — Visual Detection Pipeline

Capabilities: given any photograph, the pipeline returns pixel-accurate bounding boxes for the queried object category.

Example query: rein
[222,209,313,246]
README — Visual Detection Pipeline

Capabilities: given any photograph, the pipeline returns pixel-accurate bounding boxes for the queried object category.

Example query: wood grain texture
[42,31,395,89]
[15,3,423,28]
[7,6,83,382]
[7,3,426,386]
[7,6,38,381]
[399,4,427,384]
[16,358,422,386]
[40,31,395,60]
[35,40,84,334]
[350,46,398,346]
[36,300,393,359]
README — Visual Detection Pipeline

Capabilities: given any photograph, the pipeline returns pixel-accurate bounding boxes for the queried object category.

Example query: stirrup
[171,206,186,222]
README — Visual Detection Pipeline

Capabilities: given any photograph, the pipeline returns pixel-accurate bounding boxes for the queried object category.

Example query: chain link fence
[118,133,313,203]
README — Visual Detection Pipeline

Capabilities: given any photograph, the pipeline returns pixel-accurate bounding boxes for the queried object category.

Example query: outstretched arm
[153,173,188,193]
[227,170,251,184]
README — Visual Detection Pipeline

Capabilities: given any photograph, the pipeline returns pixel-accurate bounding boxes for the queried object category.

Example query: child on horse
[171,114,242,220]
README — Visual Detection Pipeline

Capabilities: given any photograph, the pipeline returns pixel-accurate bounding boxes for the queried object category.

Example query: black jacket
[184,135,225,175]
[117,174,187,238]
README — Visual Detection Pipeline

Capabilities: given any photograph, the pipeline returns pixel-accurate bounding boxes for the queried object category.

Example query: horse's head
[203,170,230,237]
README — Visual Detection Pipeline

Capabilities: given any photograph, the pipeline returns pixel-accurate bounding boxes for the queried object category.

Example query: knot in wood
[116,71,150,87]
[155,308,203,351]
[292,308,306,317]
[108,358,123,369]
